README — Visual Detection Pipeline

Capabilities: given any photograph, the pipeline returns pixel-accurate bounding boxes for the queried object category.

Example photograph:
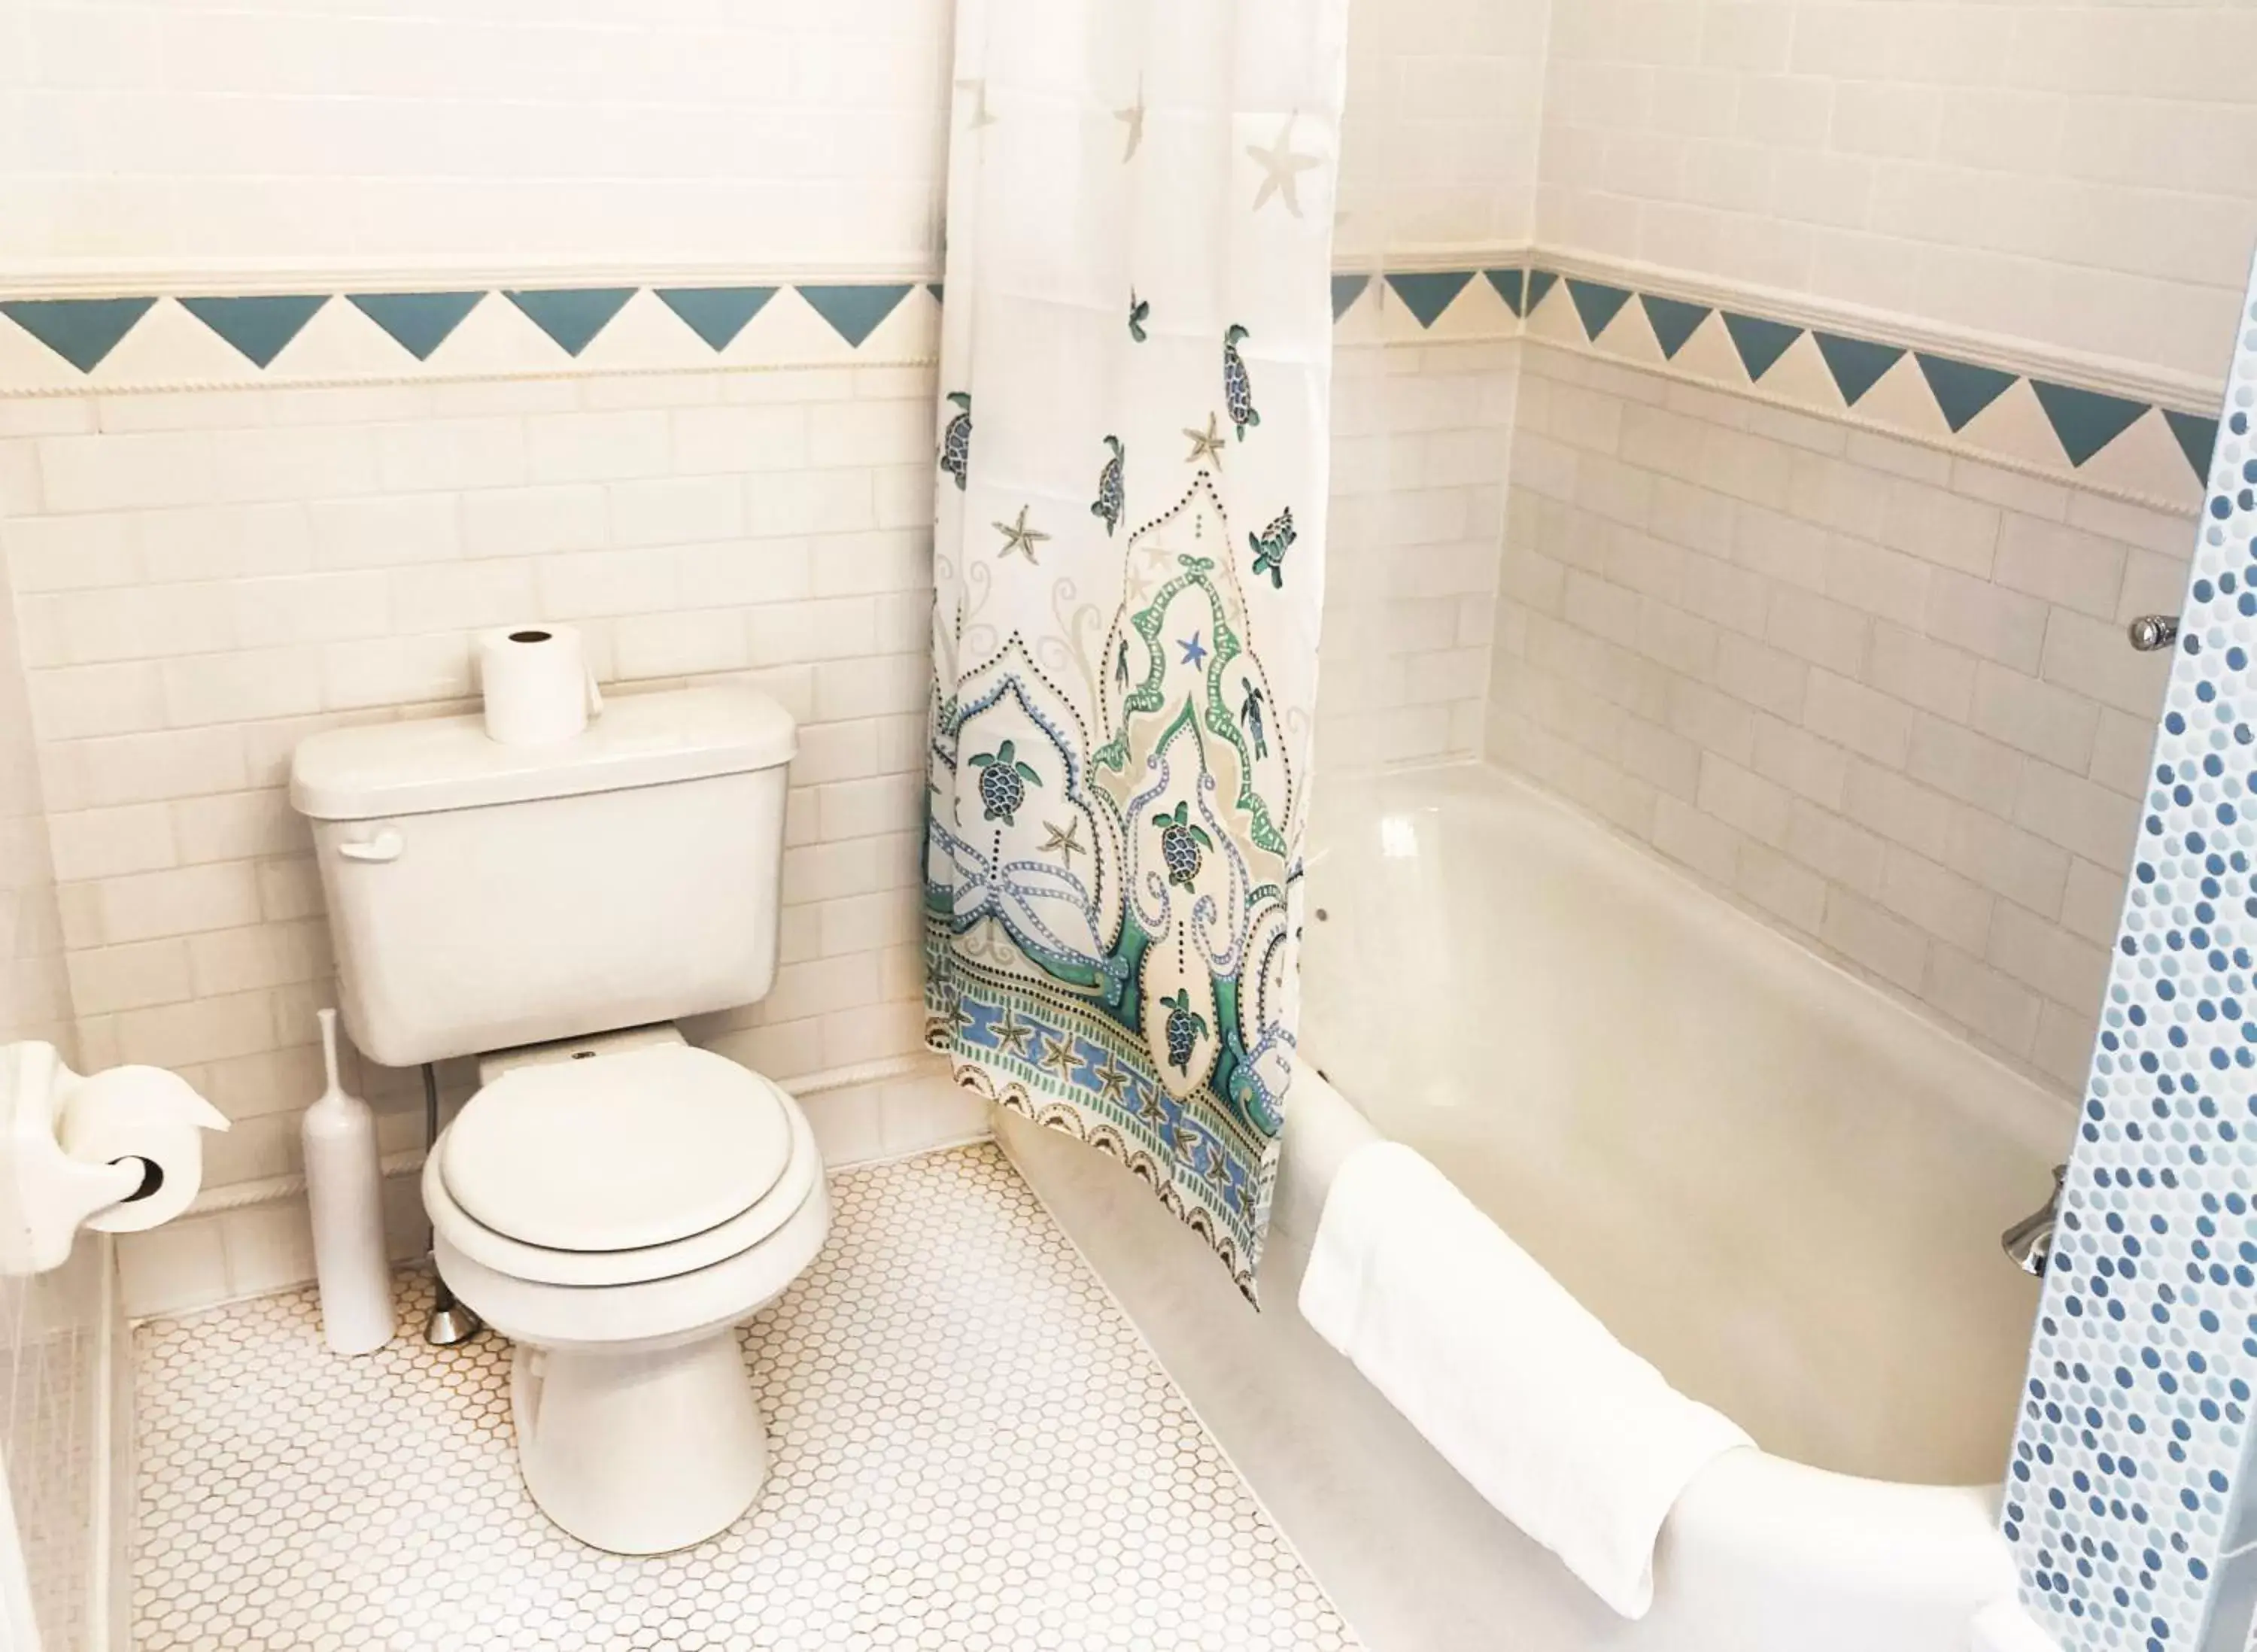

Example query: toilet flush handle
[335,828,403,864]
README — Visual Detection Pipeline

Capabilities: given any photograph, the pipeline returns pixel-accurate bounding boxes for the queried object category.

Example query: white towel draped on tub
[1297,1141,1752,1618]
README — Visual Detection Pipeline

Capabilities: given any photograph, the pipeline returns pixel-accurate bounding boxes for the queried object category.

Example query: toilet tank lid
[288,685,797,821]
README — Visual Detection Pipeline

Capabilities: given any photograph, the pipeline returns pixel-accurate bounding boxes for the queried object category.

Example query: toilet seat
[426,1095,822,1288]
[441,1045,795,1253]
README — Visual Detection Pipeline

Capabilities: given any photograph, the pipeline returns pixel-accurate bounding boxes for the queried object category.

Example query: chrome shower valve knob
[2126,614,2180,651]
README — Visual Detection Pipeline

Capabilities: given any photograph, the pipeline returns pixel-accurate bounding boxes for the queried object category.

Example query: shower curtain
[924,0,1347,1298]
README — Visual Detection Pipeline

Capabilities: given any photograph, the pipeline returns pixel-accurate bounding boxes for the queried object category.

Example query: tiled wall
[0,0,954,276]
[0,557,105,1652]
[2,0,1547,284]
[2,569,69,1052]
[0,315,1520,1225]
[1323,329,1520,770]
[1536,0,2257,387]
[1490,337,2184,1093]
[1335,0,1550,260]
[0,366,940,1201]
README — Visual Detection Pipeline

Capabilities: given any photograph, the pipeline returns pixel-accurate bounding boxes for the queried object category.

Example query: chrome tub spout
[2002,1165,2067,1276]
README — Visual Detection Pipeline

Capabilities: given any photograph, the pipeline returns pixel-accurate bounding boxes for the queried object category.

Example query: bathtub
[1283,761,2075,1651]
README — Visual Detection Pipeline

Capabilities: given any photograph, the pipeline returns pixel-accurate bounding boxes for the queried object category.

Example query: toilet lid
[440,1046,794,1253]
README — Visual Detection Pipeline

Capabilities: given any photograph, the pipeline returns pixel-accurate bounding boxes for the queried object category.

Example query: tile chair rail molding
[0,252,2220,518]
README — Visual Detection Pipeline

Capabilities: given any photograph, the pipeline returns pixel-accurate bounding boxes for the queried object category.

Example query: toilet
[288,683,824,1556]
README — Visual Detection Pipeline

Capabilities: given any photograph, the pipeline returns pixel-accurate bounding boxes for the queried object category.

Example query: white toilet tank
[289,685,797,1068]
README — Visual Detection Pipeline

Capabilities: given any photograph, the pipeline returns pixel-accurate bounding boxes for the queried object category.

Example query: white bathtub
[1286,761,2075,1651]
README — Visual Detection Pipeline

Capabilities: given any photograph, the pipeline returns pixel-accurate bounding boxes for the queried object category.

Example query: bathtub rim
[1277,1058,2022,1623]
[1302,758,2082,1175]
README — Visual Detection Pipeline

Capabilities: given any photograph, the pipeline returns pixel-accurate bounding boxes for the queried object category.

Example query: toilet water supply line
[420,1061,482,1347]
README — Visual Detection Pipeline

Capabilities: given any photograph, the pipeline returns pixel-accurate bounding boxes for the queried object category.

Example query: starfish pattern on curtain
[923,0,1347,1298]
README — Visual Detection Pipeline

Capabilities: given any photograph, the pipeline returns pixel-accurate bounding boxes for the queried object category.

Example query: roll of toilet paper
[55,1065,229,1235]
[478,624,604,746]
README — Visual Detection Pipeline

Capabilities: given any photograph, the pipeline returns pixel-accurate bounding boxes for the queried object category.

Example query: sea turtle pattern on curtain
[923,0,1347,1298]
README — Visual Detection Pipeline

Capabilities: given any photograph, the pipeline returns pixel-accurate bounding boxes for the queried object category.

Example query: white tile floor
[131,1144,1359,1650]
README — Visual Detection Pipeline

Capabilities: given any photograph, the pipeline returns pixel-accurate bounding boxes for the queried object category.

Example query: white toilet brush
[302,1009,395,1355]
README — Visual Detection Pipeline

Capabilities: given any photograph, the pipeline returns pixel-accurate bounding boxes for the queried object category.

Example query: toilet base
[511,1330,769,1554]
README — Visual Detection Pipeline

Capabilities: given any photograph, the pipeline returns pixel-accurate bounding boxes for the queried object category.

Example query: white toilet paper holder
[2,1041,229,1275]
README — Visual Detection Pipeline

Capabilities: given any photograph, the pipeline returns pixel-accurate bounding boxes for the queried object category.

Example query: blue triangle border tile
[1,261,2222,518]
[1914,352,2017,433]
[1639,294,1711,360]
[1385,271,1473,330]
[798,284,913,348]
[1564,278,1633,342]
[1812,332,1905,407]
[2031,379,2151,467]
[2165,409,2221,481]
[0,296,157,372]
[504,287,638,357]
[348,293,484,362]
[1721,312,1801,382]
[181,294,330,369]
[655,287,777,351]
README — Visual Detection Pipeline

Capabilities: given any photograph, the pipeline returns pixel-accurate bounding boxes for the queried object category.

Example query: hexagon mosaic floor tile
[131,1144,1358,1650]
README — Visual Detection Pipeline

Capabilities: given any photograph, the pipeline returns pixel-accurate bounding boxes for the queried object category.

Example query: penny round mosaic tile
[132,1145,1357,1650]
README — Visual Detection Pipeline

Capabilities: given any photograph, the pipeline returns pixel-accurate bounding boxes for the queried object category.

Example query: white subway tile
[609,475,745,548]
[459,484,609,558]
[46,803,177,882]
[1820,885,1927,992]
[26,662,167,742]
[308,493,462,569]
[1881,846,1991,955]
[613,610,751,680]
[1926,942,2040,1056]
[1994,515,2126,620]
[378,417,528,493]
[162,648,324,727]
[84,861,262,945]
[1968,661,2098,771]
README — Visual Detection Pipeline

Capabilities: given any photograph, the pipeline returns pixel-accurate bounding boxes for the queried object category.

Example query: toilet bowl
[423,1032,830,1555]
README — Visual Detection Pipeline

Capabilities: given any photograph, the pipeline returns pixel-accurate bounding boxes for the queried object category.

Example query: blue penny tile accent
[1563,278,1633,342]
[1329,274,1368,321]
[503,287,636,356]
[2166,409,2222,482]
[347,293,482,361]
[1720,311,1801,382]
[1483,268,1526,317]
[1812,330,1905,407]
[798,284,912,348]
[655,287,776,351]
[2005,280,2257,1652]
[180,294,328,368]
[1639,293,1711,360]
[1915,351,2018,433]
[2031,379,2152,467]
[1384,271,1473,329]
[1525,269,1559,313]
[0,296,156,372]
